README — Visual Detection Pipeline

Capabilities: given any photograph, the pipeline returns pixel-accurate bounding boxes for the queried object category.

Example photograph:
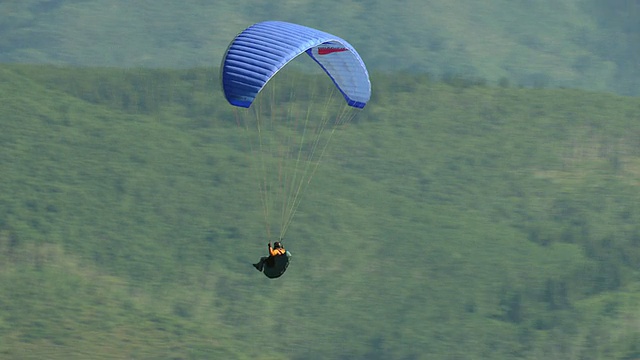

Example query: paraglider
[252,242,291,279]
[220,21,371,278]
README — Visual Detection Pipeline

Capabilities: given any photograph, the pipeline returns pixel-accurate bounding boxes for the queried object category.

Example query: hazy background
[2,0,639,95]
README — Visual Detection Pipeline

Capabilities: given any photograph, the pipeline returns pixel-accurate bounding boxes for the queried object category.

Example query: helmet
[273,241,282,249]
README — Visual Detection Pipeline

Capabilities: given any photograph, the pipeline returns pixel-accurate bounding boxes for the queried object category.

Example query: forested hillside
[1,0,639,95]
[1,64,639,359]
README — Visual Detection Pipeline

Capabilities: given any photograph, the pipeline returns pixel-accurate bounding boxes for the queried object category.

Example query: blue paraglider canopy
[221,21,371,109]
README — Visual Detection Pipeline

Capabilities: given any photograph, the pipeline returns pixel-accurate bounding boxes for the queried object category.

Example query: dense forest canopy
[1,1,639,358]
[1,63,639,359]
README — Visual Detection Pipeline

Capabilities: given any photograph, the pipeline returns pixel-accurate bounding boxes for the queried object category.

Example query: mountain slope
[0,64,639,358]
